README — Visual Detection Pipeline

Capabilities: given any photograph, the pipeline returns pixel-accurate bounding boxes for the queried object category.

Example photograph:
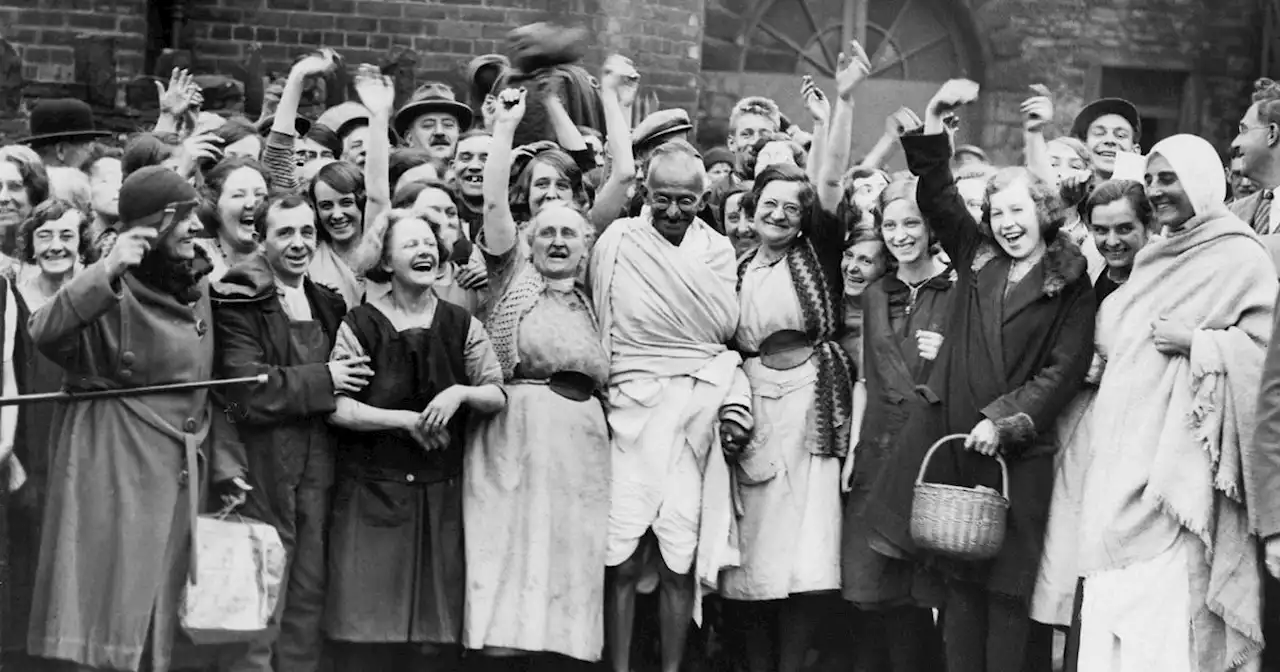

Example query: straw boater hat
[393,82,474,139]
[19,99,112,147]
[1070,98,1143,142]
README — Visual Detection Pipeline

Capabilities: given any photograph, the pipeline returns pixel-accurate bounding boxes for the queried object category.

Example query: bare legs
[607,537,695,672]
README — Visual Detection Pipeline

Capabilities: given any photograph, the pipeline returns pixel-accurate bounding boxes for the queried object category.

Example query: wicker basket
[909,433,1010,561]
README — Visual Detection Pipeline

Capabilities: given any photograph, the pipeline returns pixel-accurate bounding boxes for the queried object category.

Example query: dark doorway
[145,0,181,75]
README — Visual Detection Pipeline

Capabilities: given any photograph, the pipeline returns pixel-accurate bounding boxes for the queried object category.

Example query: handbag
[179,510,287,645]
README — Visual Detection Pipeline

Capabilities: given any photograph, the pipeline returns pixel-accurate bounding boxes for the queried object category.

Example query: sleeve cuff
[900,132,954,173]
[719,404,753,432]
[991,412,1037,448]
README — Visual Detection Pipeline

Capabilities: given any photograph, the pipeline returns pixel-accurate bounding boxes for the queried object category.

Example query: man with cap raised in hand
[26,165,250,672]
[394,82,474,162]
[20,98,112,169]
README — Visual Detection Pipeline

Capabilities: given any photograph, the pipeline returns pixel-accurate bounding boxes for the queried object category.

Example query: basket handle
[914,433,1010,501]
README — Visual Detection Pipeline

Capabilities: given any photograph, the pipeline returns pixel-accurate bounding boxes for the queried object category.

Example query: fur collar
[971,234,1087,297]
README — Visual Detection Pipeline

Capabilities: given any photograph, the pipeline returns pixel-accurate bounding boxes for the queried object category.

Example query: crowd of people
[0,23,1279,672]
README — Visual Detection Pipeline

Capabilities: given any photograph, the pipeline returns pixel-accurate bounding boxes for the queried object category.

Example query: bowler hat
[1071,98,1143,142]
[19,98,112,146]
[632,109,693,152]
[394,82,474,139]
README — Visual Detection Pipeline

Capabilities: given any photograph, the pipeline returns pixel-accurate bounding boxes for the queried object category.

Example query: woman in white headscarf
[1075,134,1276,672]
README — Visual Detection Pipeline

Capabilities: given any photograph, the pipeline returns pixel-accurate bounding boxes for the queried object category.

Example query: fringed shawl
[1083,208,1276,669]
[736,237,854,457]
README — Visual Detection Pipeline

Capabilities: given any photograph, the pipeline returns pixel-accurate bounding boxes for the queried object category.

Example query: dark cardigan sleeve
[979,280,1096,453]
[901,132,984,269]
[213,302,337,425]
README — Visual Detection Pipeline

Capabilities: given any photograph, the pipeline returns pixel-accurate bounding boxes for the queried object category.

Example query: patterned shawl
[485,254,594,381]
[737,237,854,457]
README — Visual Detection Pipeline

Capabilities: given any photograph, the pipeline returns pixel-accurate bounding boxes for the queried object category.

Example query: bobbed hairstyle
[19,198,93,264]
[0,144,51,206]
[198,156,272,236]
[981,166,1067,243]
[363,207,452,284]
[1085,179,1155,231]
[509,146,590,223]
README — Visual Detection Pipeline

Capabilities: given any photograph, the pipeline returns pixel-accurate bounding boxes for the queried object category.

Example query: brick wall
[0,0,147,84]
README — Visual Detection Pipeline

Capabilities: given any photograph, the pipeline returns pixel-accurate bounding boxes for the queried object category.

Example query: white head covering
[1147,134,1227,217]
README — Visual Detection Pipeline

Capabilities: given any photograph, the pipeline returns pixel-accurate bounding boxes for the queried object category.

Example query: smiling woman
[197,156,273,281]
[0,146,50,266]
[16,200,91,311]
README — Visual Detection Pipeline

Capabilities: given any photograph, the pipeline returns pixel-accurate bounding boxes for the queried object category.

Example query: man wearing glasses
[1230,78,1280,243]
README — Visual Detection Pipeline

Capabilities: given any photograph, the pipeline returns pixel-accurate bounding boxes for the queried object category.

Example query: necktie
[1253,189,1274,234]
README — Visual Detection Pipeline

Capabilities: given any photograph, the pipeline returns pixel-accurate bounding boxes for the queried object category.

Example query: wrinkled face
[215,167,268,252]
[312,180,362,245]
[1230,103,1277,182]
[0,161,32,233]
[956,176,988,224]
[1089,198,1149,272]
[224,134,263,160]
[262,204,318,283]
[160,211,204,261]
[294,136,334,167]
[31,210,82,278]
[729,112,776,160]
[755,141,796,177]
[841,240,887,298]
[409,112,461,161]
[529,203,589,281]
[988,179,1045,260]
[753,179,804,249]
[451,134,491,199]
[1145,153,1196,231]
[342,125,371,167]
[723,192,757,257]
[1085,113,1136,176]
[1230,156,1261,200]
[528,160,574,217]
[396,163,439,194]
[412,185,462,251]
[88,157,122,219]
[881,198,930,266]
[382,217,441,289]
[850,174,888,215]
[645,159,704,244]
[708,162,733,184]
[1048,139,1090,187]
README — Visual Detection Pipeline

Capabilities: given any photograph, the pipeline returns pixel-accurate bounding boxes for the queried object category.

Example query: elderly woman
[26,166,249,672]
[1076,135,1275,671]
[456,85,612,669]
[324,208,506,669]
[863,80,1095,672]
[841,177,951,672]
[0,146,50,271]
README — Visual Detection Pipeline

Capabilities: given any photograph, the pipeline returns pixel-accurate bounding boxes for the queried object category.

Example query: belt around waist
[509,370,602,403]
[741,329,816,370]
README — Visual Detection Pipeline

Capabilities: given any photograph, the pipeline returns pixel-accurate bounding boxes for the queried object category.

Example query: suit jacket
[1230,190,1280,272]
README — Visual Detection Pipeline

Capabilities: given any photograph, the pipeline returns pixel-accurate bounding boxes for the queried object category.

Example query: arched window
[736,0,976,81]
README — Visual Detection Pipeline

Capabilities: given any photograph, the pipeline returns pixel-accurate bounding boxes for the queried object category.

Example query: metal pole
[0,374,269,407]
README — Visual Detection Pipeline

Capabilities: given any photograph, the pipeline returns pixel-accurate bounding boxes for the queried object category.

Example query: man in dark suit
[211,193,368,672]
[1230,78,1280,270]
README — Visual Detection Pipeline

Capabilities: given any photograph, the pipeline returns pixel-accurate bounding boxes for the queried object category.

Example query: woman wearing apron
[324,208,505,670]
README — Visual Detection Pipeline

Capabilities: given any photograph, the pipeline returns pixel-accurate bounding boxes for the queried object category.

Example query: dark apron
[324,308,468,645]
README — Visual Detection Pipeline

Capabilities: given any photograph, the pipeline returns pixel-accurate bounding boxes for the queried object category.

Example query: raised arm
[152,68,202,136]
[858,114,901,169]
[265,50,338,192]
[1021,86,1055,187]
[904,79,985,264]
[482,88,529,257]
[588,55,640,234]
[817,41,870,214]
[355,65,396,238]
[801,75,830,185]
